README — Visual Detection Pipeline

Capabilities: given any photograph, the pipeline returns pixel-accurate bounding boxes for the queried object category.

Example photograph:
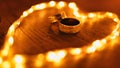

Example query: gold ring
[59,18,80,33]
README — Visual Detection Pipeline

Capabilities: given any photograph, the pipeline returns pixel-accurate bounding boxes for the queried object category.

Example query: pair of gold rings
[49,14,80,34]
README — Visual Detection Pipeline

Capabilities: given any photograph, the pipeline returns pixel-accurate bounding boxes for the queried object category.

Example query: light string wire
[0,1,120,68]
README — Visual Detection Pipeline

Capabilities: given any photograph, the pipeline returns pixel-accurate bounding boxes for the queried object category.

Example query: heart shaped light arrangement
[0,1,120,68]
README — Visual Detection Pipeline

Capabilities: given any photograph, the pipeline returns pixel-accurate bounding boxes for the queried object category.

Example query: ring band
[59,18,80,33]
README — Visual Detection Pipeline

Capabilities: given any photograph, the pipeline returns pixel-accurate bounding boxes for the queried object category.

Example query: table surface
[0,0,120,68]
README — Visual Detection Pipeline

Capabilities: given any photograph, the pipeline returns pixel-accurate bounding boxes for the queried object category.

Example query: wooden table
[0,0,120,68]
[1,0,120,46]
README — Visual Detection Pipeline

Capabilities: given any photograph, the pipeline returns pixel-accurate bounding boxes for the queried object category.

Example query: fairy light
[13,55,25,64]
[111,31,119,39]
[56,50,67,59]
[88,13,96,18]
[15,64,25,68]
[37,3,47,9]
[106,12,114,17]
[34,60,43,67]
[73,11,81,17]
[86,46,96,54]
[68,2,77,9]
[101,39,107,44]
[8,36,14,45]
[0,1,120,67]
[46,51,66,63]
[22,11,28,17]
[2,61,10,68]
[112,24,119,33]
[114,18,119,22]
[46,51,58,62]
[27,8,34,13]
[1,37,13,56]
[114,31,119,36]
[34,54,44,67]
[9,25,15,33]
[49,1,56,7]
[57,1,66,9]
[13,55,25,68]
[97,14,104,18]
[0,57,3,64]
[33,3,47,10]
[92,40,102,49]
[81,15,87,19]
[70,48,82,55]
[1,49,9,56]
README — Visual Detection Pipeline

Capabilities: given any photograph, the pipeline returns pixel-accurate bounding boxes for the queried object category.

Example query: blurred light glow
[113,18,119,22]
[35,54,44,67]
[56,50,67,59]
[114,31,119,36]
[27,8,34,13]
[15,64,25,68]
[34,3,47,10]
[88,13,96,18]
[0,57,3,64]
[73,11,80,17]
[14,55,25,64]
[22,11,28,17]
[112,24,119,33]
[1,42,11,56]
[81,15,86,19]
[68,2,77,9]
[73,7,79,11]
[9,25,15,32]
[2,61,10,68]
[46,51,57,62]
[49,1,56,7]
[70,48,82,55]
[111,31,119,39]
[46,51,66,63]
[101,39,107,44]
[86,46,96,54]
[8,36,14,45]
[92,40,102,49]
[57,1,66,9]
[1,49,8,56]
[107,12,113,17]
[35,60,43,67]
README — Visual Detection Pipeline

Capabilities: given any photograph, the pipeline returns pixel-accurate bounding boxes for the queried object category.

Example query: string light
[57,1,66,9]
[46,51,59,62]
[49,1,56,7]
[27,8,34,13]
[106,12,114,17]
[32,3,47,10]
[68,2,77,9]
[0,57,3,64]
[88,13,96,18]
[73,11,81,17]
[2,61,10,68]
[8,36,14,45]
[13,55,25,64]
[34,54,44,67]
[22,11,28,17]
[0,1,120,67]
[70,48,82,55]
[86,46,96,54]
[114,18,120,23]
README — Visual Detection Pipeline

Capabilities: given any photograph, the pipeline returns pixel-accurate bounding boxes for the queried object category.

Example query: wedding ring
[59,18,80,33]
